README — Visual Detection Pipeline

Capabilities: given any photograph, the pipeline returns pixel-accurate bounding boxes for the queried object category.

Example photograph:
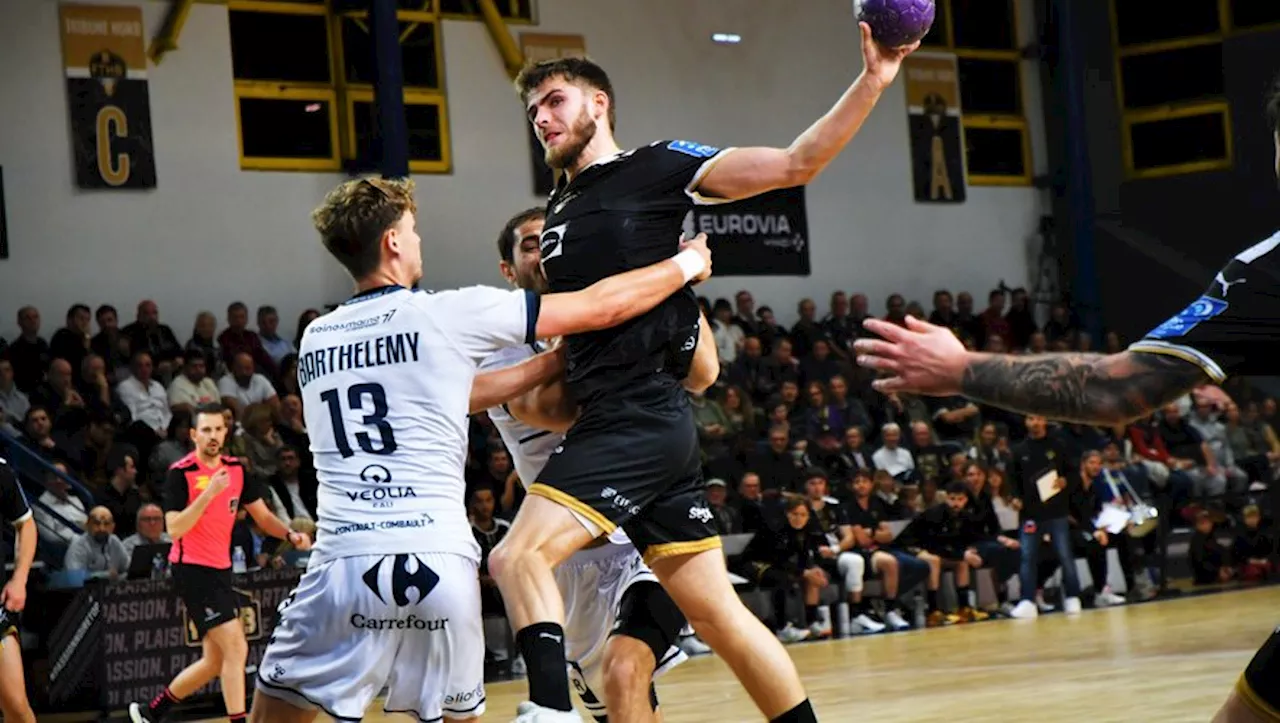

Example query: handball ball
[854,0,935,47]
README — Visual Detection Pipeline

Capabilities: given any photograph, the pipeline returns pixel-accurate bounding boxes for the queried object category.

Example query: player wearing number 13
[248,177,714,723]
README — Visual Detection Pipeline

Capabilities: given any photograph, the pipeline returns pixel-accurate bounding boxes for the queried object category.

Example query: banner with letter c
[519,32,587,197]
[681,186,811,276]
[58,3,158,190]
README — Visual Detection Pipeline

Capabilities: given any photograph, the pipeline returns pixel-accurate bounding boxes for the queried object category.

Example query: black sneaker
[128,702,156,723]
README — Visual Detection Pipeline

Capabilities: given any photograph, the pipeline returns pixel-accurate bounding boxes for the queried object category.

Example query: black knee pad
[1241,627,1280,719]
[610,580,687,670]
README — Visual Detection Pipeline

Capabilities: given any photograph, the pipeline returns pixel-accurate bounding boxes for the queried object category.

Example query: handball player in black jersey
[852,73,1280,723]
[486,22,920,723]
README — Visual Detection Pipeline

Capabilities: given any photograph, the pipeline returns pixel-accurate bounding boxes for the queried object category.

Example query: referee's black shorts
[1238,626,1280,720]
[529,377,719,566]
[172,562,239,639]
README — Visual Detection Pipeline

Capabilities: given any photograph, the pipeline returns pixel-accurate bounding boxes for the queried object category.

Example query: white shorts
[556,542,688,719]
[256,552,485,721]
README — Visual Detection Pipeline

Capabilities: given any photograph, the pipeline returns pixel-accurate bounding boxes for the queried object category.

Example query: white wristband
[673,248,706,283]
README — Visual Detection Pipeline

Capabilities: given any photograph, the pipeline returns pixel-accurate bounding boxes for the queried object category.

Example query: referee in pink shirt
[130,403,309,723]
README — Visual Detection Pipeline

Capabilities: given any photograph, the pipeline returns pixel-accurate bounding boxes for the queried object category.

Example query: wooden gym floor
[208,586,1278,722]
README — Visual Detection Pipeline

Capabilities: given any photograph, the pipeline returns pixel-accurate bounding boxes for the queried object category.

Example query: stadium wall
[0,0,1046,339]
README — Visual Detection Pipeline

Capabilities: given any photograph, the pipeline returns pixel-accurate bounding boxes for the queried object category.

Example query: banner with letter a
[519,32,586,197]
[903,52,965,204]
[680,186,811,276]
[59,3,157,190]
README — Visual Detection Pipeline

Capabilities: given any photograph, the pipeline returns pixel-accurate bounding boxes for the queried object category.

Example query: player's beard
[516,262,549,294]
[544,105,597,171]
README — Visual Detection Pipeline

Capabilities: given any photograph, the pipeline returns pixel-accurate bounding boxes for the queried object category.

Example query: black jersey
[1129,230,1280,381]
[539,139,732,405]
[0,460,32,572]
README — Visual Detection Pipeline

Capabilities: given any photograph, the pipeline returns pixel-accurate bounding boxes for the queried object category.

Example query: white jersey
[299,284,539,566]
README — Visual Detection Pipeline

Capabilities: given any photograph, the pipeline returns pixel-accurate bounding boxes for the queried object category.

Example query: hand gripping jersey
[539,140,735,406]
[1130,230,1280,381]
[297,284,538,565]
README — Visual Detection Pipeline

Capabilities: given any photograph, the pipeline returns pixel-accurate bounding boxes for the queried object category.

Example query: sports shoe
[678,634,712,656]
[1096,589,1127,607]
[1009,600,1039,619]
[884,609,911,631]
[808,619,833,640]
[1063,596,1083,615]
[957,606,990,623]
[511,701,584,722]
[853,612,887,634]
[1035,595,1055,613]
[128,703,155,723]
[776,623,810,643]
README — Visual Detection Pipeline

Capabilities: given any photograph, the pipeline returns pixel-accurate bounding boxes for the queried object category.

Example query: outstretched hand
[853,315,968,396]
[859,21,921,90]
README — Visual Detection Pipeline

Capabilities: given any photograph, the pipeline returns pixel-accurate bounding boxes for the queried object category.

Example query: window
[439,0,535,23]
[228,0,460,173]
[919,0,1031,185]
[1110,0,1239,178]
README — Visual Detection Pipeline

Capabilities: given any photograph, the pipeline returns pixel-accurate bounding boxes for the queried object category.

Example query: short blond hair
[312,177,417,280]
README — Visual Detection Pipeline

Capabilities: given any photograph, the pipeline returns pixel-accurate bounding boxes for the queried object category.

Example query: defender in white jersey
[250,177,716,723]
[476,207,720,721]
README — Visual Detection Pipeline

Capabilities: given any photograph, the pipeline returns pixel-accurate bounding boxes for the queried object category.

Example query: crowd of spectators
[3,285,1278,648]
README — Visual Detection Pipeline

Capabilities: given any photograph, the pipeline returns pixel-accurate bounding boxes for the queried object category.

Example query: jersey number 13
[320,383,398,458]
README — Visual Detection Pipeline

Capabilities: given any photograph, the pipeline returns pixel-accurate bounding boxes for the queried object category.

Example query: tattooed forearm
[960,351,1210,425]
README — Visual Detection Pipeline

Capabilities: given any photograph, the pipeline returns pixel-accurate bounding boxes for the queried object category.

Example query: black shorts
[1239,626,1280,720]
[172,563,239,639]
[530,378,719,564]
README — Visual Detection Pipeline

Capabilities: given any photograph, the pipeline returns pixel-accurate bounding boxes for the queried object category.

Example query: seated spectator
[897,481,985,624]
[801,469,858,636]
[799,340,843,389]
[706,478,742,535]
[803,430,852,485]
[968,422,1011,473]
[1157,402,1225,500]
[470,486,510,618]
[1189,509,1233,585]
[150,411,194,486]
[65,505,130,577]
[264,445,314,524]
[761,338,800,394]
[838,426,874,479]
[986,467,1021,534]
[747,426,801,495]
[872,469,907,520]
[99,450,144,539]
[872,423,914,481]
[91,304,130,380]
[21,406,64,464]
[122,300,182,377]
[0,359,30,437]
[844,469,916,631]
[719,385,758,444]
[731,290,760,338]
[218,352,279,416]
[1225,401,1280,487]
[802,381,842,441]
[1075,451,1131,606]
[789,298,827,360]
[826,375,871,438]
[691,388,733,463]
[274,354,301,399]
[961,462,1020,613]
[755,306,788,355]
[50,304,92,375]
[34,463,88,548]
[275,394,312,472]
[1127,414,1193,508]
[1188,398,1249,498]
[121,502,171,558]
[256,305,296,367]
[167,354,220,414]
[727,336,771,405]
[7,305,50,395]
[731,496,827,643]
[927,394,980,447]
[30,358,87,434]
[822,291,857,357]
[908,421,948,487]
[77,354,128,425]
[734,472,766,534]
[185,311,222,378]
[241,402,283,485]
[1233,504,1275,583]
[219,301,276,376]
[116,351,172,464]
[710,299,744,367]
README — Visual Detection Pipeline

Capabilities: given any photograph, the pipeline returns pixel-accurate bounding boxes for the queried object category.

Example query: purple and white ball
[854,0,936,48]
